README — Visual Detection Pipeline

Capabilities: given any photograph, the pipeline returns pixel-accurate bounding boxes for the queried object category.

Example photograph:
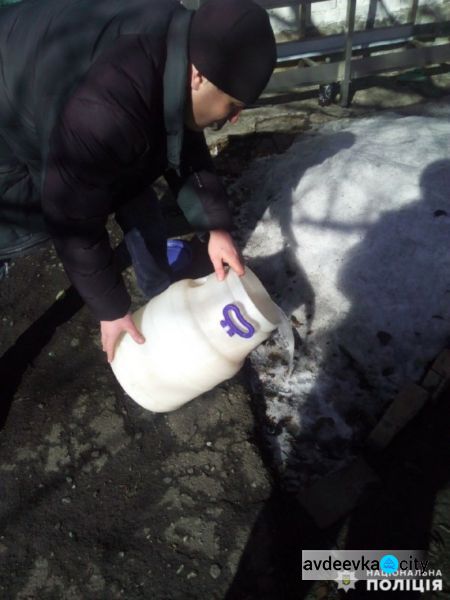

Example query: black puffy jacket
[0,0,232,319]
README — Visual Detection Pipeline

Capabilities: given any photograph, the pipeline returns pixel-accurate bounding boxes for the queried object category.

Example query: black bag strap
[163,6,194,174]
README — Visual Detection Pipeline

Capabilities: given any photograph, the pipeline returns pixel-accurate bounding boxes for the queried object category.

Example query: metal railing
[261,0,450,104]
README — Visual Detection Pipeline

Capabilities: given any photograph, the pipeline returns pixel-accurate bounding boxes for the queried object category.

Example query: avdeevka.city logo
[301,549,443,593]
[379,554,399,574]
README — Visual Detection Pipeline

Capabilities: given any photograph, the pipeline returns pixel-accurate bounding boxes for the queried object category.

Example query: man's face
[185,66,245,131]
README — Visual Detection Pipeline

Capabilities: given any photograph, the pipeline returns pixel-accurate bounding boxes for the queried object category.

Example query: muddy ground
[1,69,450,599]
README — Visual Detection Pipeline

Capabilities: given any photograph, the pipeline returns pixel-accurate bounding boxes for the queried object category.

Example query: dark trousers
[0,134,49,259]
[115,186,171,300]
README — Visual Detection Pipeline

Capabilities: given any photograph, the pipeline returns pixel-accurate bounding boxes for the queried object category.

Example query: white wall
[268,0,450,36]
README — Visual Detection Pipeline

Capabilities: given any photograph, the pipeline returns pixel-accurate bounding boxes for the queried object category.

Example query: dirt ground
[1,68,450,599]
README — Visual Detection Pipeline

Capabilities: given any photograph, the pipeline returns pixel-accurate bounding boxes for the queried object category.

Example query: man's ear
[190,64,204,91]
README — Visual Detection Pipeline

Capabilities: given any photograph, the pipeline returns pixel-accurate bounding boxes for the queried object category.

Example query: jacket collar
[163,6,194,175]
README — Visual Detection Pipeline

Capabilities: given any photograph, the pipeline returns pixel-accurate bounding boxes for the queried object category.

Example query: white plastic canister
[111,267,281,412]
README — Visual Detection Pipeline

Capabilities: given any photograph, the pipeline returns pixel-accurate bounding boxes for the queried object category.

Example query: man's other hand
[208,229,245,281]
[100,313,145,363]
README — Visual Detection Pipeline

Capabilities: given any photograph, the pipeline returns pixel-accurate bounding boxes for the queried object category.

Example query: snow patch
[233,104,450,486]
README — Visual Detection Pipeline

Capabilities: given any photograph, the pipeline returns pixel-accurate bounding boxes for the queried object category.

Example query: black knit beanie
[188,0,277,105]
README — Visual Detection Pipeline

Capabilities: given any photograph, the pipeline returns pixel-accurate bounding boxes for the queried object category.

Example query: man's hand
[208,229,245,281]
[100,313,145,363]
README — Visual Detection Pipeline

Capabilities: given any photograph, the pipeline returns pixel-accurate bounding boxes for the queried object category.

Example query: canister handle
[220,304,255,339]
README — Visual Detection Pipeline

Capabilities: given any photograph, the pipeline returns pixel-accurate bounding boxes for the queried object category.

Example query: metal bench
[259,0,450,104]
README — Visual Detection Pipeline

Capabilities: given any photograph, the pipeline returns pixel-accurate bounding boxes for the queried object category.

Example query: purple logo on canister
[220,304,255,339]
